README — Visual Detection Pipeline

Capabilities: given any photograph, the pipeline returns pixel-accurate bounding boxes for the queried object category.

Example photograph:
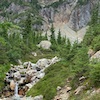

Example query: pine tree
[72,46,89,74]
[23,13,32,45]
[57,29,62,44]
[50,24,56,44]
[0,37,8,64]
[91,4,99,25]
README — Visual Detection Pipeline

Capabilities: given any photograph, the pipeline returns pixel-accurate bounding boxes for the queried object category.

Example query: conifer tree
[0,37,8,64]
[23,13,32,46]
[57,29,62,44]
[50,24,56,44]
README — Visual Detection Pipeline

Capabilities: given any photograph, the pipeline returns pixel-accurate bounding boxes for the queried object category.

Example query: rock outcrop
[40,0,99,31]
[0,0,99,43]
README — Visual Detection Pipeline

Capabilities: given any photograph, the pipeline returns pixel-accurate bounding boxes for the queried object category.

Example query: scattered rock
[19,78,25,85]
[33,95,43,100]
[3,91,11,97]
[26,70,36,76]
[37,73,45,79]
[54,85,70,100]
[10,80,15,90]
[66,87,72,92]
[79,76,86,81]
[36,58,51,68]
[26,83,33,89]
[57,86,62,91]
[74,86,86,95]
[88,49,95,57]
[51,56,60,65]
[24,76,32,84]
[24,86,29,92]
[32,52,37,56]
[18,88,25,96]
[17,59,22,65]
[13,71,21,80]
[36,67,41,71]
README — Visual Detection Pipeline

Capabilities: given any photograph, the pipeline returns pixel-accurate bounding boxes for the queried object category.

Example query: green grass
[22,49,59,63]
[27,61,71,100]
[0,64,10,90]
[86,93,100,100]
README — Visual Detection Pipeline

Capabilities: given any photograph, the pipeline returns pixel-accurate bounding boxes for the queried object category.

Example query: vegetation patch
[27,61,71,100]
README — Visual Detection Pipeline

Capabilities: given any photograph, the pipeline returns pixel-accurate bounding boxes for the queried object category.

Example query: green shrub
[0,64,10,90]
[78,0,88,5]
[89,63,100,87]
[0,37,8,64]
[27,61,71,100]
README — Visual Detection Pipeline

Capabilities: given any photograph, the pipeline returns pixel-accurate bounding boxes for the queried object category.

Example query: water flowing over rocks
[0,57,60,99]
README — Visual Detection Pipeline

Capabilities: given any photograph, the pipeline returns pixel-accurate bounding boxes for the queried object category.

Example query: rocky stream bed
[0,57,60,100]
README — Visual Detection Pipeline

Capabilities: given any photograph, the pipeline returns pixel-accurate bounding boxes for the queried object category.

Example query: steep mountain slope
[0,0,100,100]
[0,0,99,43]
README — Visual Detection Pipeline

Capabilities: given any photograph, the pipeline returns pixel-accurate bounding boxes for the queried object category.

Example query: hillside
[0,0,99,42]
[0,0,100,100]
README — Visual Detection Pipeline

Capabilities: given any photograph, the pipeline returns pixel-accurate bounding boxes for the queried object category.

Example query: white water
[13,82,20,100]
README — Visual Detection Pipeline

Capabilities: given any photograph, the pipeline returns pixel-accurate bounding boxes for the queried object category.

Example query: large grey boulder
[13,71,21,80]
[36,58,51,68]
[37,40,51,49]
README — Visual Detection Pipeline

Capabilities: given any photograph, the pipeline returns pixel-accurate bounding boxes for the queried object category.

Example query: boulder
[37,73,45,79]
[50,56,60,64]
[13,71,21,80]
[37,40,51,49]
[10,80,15,90]
[24,75,32,84]
[32,52,37,56]
[66,86,72,92]
[3,91,11,97]
[33,95,43,100]
[18,78,25,85]
[23,61,31,68]
[30,63,39,70]
[26,70,36,76]
[74,86,86,95]
[36,67,41,71]
[24,86,29,92]
[26,83,33,89]
[17,59,22,65]
[18,88,25,96]
[88,49,95,57]
[17,65,24,69]
[36,58,51,68]
[57,86,61,91]
[79,76,86,81]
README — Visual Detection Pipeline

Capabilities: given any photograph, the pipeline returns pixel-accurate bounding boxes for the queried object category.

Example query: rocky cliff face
[38,0,59,6]
[0,0,99,42]
[40,0,99,31]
